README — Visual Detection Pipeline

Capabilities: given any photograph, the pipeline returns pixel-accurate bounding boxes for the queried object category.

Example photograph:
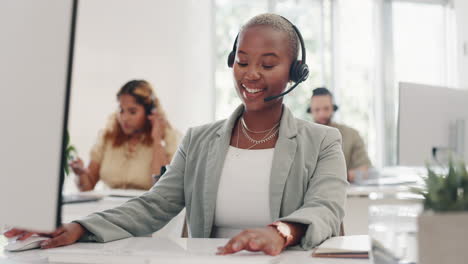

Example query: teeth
[242,84,263,94]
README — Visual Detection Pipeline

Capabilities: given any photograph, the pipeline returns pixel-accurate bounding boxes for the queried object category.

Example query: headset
[120,80,156,115]
[227,16,309,102]
[145,98,156,116]
[306,87,339,113]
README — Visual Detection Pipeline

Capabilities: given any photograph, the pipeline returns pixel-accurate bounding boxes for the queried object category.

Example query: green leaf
[416,158,468,212]
[63,130,77,177]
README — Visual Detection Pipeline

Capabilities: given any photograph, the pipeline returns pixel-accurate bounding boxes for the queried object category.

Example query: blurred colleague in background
[70,80,180,191]
[308,87,371,182]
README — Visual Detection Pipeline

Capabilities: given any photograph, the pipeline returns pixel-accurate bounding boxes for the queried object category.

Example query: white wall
[455,0,468,89]
[69,0,214,163]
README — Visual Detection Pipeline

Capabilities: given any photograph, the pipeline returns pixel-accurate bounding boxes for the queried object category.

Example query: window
[333,0,456,166]
[214,0,457,167]
[392,1,456,86]
[385,0,457,165]
[333,0,377,164]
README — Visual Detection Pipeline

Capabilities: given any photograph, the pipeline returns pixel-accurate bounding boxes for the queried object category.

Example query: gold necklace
[236,118,279,150]
[241,120,279,145]
[241,117,280,134]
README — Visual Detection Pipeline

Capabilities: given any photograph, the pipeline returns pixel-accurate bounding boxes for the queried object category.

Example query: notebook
[312,235,370,259]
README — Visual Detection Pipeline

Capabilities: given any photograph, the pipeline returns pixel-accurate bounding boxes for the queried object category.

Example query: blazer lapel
[270,107,298,220]
[202,105,244,237]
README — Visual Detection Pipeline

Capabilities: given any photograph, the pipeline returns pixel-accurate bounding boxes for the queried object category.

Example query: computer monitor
[0,0,77,232]
[398,82,468,166]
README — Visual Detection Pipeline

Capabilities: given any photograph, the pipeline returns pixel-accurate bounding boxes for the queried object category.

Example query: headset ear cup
[306,106,311,113]
[145,101,156,115]
[297,63,309,83]
[289,61,300,82]
[289,61,309,83]
[333,104,339,112]
[227,51,235,68]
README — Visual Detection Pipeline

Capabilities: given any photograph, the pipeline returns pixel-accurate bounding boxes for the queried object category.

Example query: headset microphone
[264,73,308,102]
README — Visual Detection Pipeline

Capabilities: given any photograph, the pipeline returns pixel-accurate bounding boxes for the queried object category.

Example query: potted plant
[414,159,468,264]
[63,130,77,176]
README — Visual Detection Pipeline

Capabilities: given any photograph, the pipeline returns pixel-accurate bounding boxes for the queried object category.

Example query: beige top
[330,122,372,170]
[90,132,154,190]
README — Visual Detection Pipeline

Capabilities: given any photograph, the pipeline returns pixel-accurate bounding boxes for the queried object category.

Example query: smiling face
[233,25,293,112]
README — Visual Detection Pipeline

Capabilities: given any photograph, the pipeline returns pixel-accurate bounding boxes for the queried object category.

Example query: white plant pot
[418,212,468,264]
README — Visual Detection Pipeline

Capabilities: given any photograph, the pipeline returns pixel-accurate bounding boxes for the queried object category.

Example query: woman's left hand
[216,227,286,256]
[148,109,167,141]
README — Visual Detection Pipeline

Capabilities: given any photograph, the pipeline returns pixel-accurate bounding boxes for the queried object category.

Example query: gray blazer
[76,105,348,249]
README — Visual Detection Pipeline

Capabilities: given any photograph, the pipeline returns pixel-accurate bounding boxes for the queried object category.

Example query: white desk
[0,191,368,263]
[0,237,369,264]
[1,194,187,263]
[343,166,425,235]
[2,166,425,263]
[344,185,422,235]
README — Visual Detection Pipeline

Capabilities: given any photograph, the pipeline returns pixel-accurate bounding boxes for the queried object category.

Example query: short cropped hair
[240,13,299,61]
[312,87,334,98]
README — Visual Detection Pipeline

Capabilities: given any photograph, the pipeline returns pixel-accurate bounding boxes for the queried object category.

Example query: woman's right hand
[148,109,167,142]
[3,222,86,249]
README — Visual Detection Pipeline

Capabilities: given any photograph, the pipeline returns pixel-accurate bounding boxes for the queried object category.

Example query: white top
[213,146,275,238]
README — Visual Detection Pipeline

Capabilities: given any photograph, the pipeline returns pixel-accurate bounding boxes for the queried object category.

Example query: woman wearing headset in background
[6,14,346,256]
[70,80,180,191]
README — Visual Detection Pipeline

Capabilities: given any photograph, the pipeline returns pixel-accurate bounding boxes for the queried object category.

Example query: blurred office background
[68,0,468,168]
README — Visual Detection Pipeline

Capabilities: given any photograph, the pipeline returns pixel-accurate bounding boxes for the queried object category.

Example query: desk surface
[1,192,368,263]
[0,237,369,264]
[2,167,424,263]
